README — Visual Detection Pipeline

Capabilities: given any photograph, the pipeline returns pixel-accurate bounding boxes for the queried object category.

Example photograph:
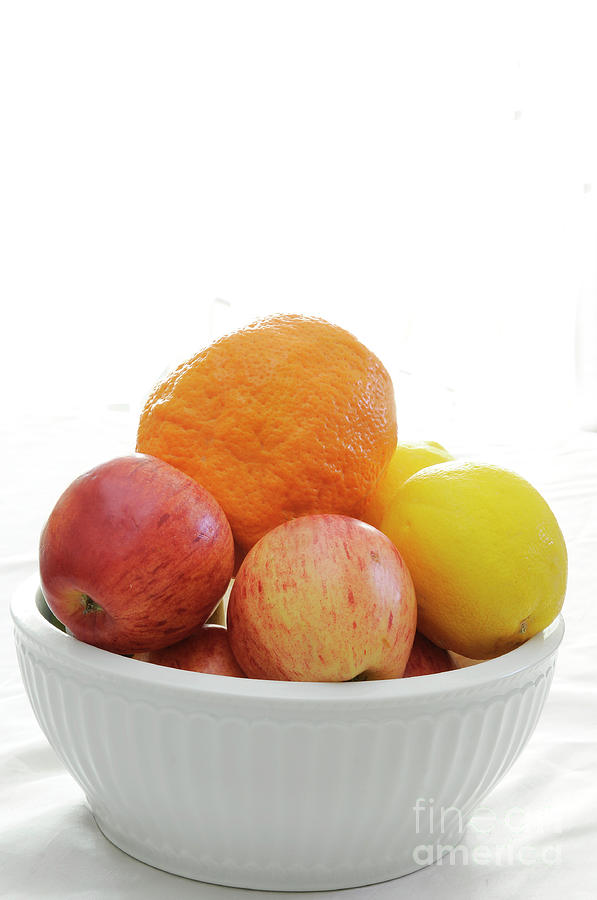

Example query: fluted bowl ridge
[11,575,564,891]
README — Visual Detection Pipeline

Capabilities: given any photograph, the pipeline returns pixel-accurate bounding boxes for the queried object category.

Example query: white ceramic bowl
[11,575,564,892]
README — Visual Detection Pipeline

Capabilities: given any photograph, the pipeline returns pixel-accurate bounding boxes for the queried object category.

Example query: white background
[2,1,597,441]
[2,3,597,899]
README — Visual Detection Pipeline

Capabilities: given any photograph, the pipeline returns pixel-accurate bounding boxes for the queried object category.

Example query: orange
[136,314,396,555]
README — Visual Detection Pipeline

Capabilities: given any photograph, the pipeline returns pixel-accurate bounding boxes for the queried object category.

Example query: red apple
[227,514,417,682]
[403,631,456,677]
[135,624,246,677]
[39,454,234,654]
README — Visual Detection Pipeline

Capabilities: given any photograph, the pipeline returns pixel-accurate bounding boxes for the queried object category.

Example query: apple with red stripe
[403,632,456,677]
[135,623,246,677]
[39,454,234,654]
[227,514,417,682]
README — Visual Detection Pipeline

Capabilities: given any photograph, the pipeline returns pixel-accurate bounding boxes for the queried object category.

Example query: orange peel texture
[137,314,397,557]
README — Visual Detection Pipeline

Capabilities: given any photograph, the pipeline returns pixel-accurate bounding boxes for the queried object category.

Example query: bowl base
[91,808,463,892]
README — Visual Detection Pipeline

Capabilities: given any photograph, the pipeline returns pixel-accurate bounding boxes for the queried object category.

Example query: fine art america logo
[412,798,562,867]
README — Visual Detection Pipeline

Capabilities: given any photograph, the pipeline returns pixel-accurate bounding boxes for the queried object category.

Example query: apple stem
[81,594,103,615]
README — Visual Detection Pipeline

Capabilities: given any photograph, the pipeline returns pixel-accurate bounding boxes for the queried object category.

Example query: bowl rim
[11,574,565,704]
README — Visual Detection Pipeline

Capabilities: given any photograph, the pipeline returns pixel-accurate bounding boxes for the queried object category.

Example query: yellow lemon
[363,441,453,529]
[380,461,567,659]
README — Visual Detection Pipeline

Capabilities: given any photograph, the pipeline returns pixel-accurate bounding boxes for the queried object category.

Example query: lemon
[363,441,453,529]
[380,461,567,659]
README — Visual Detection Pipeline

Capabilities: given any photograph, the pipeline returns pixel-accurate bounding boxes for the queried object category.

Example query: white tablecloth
[2,410,596,899]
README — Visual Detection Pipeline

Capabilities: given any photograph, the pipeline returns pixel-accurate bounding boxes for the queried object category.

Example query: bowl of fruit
[11,314,567,891]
